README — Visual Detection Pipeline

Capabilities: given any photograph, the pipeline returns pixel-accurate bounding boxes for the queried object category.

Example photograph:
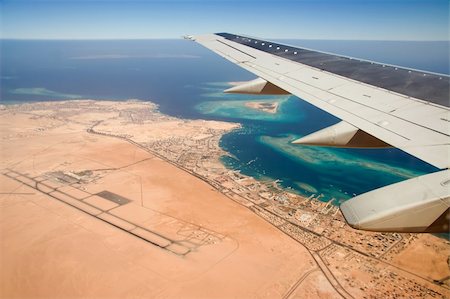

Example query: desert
[0,100,448,299]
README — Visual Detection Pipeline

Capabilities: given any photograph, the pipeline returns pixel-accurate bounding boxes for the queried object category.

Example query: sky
[0,0,449,40]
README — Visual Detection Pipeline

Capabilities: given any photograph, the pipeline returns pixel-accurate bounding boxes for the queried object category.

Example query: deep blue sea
[1,39,448,201]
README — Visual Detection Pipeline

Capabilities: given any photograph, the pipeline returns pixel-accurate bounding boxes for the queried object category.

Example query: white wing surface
[188,33,450,233]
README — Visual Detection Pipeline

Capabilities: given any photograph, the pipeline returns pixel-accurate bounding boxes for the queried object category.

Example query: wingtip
[182,35,195,41]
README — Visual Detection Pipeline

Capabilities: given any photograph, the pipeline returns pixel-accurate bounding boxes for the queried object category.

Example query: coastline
[1,99,449,298]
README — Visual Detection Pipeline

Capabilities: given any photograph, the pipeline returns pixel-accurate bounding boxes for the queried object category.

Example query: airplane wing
[188,33,450,233]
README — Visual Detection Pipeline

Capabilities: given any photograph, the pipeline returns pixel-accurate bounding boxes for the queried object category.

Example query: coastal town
[118,101,449,298]
[1,99,449,298]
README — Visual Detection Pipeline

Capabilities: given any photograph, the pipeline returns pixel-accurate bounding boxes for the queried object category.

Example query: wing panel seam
[216,40,257,59]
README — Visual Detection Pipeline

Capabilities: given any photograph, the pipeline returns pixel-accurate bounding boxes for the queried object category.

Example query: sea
[1,38,448,202]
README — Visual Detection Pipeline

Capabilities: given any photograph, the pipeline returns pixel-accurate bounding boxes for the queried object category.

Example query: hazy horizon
[2,37,450,42]
[1,0,448,41]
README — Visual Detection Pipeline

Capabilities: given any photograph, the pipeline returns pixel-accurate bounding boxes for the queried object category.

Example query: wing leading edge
[188,33,450,233]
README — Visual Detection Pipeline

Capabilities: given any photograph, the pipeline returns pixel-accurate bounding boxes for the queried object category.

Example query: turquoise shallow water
[196,82,304,123]
[195,82,437,202]
[1,39,443,203]
[195,98,289,122]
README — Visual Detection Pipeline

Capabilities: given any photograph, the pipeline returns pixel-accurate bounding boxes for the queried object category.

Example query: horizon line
[1,37,450,42]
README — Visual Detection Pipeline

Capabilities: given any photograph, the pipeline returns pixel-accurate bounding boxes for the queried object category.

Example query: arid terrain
[0,100,449,299]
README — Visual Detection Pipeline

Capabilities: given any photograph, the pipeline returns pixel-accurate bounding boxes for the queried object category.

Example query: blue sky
[1,0,448,40]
